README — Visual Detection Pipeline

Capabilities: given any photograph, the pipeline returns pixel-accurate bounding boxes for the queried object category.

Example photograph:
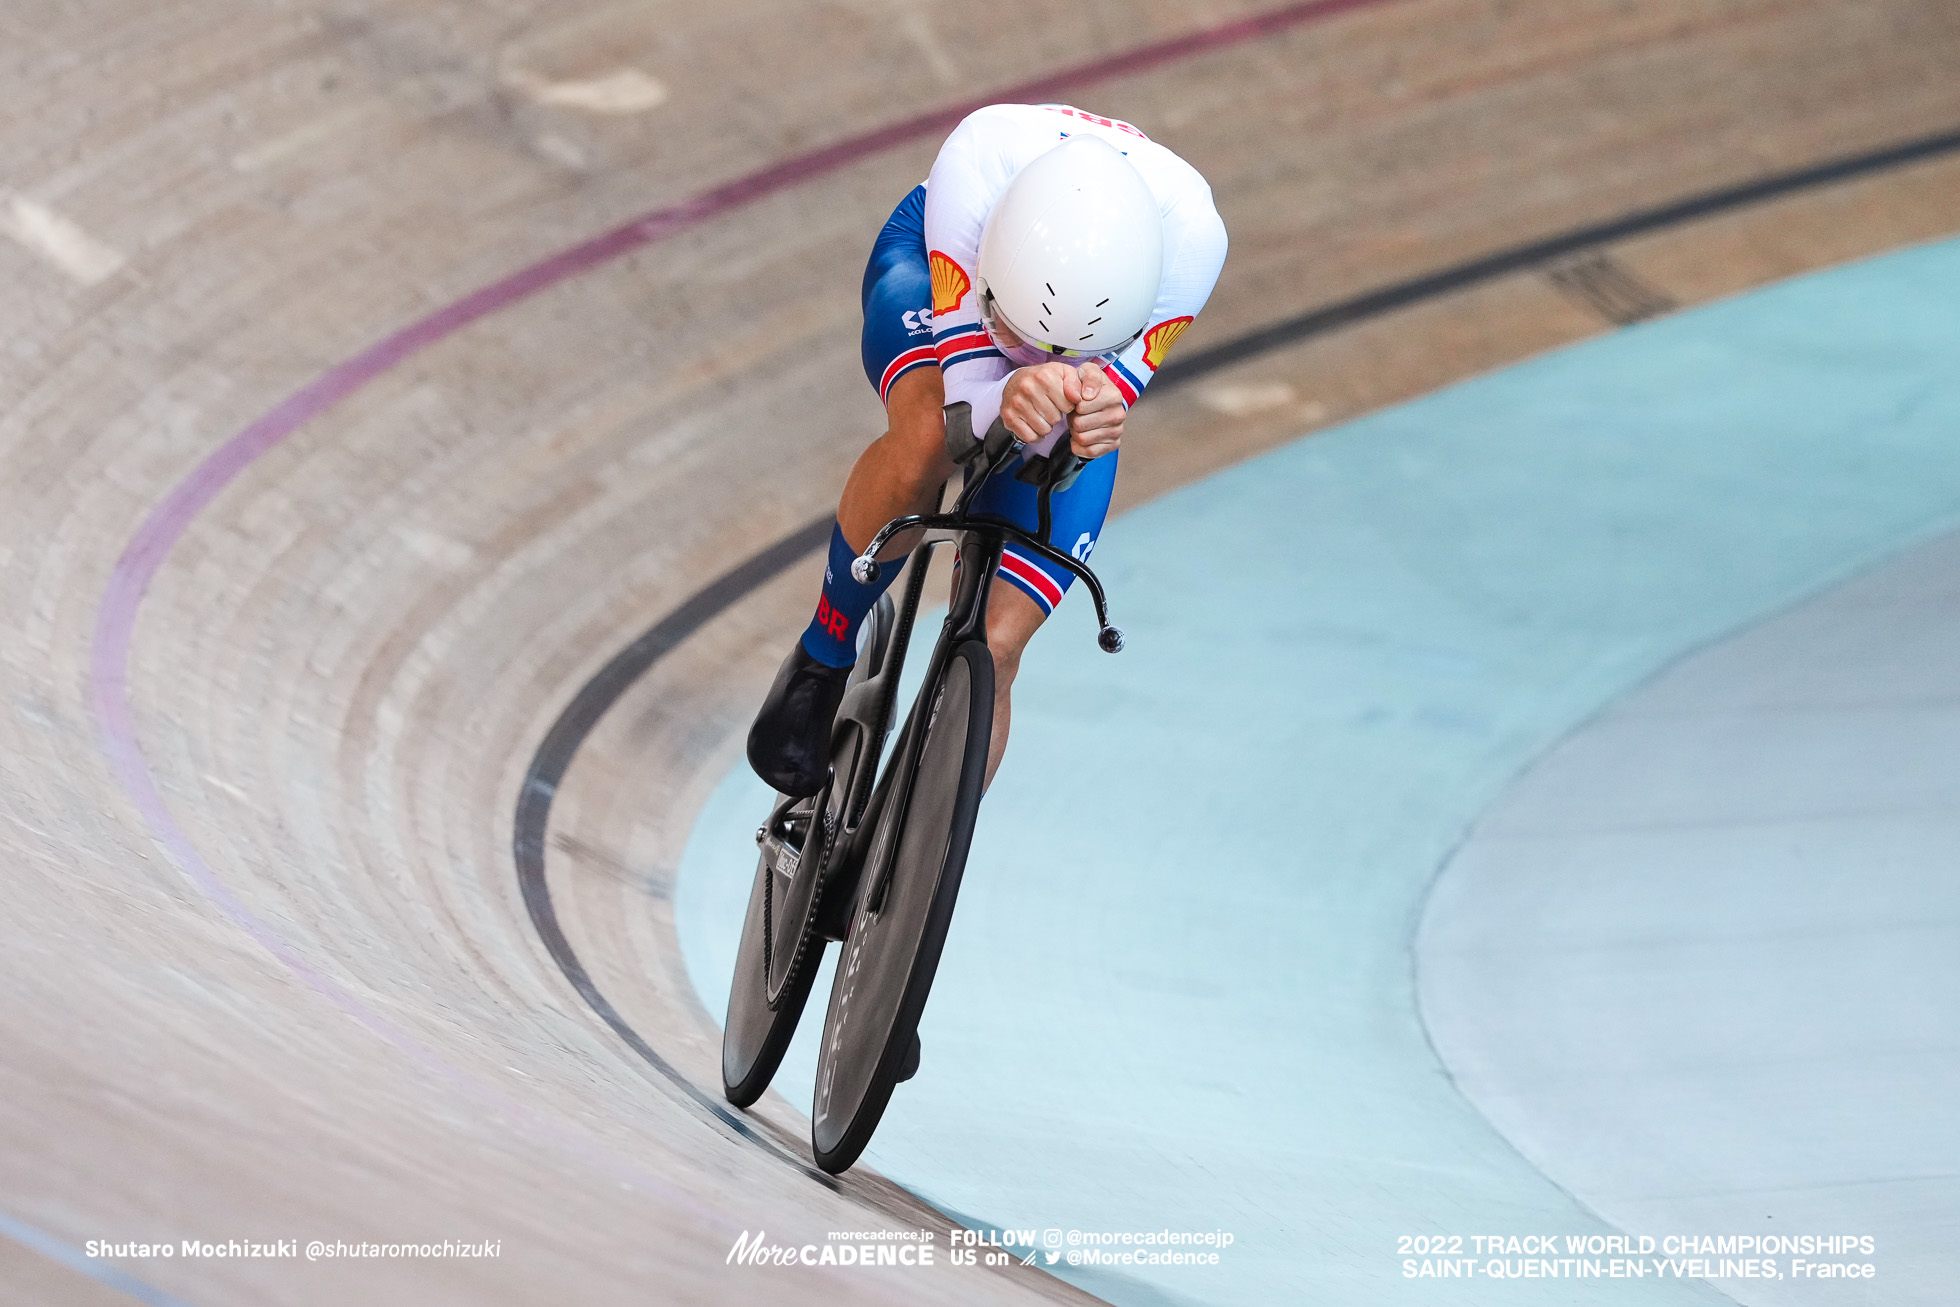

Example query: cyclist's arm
[923,108,1060,449]
[1095,183,1229,413]
[923,107,1229,454]
[1054,181,1228,458]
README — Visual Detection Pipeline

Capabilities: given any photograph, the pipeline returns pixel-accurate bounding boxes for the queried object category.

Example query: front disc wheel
[811,640,993,1173]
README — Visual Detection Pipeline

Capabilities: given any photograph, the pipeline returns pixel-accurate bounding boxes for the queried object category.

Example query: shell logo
[929,251,971,315]
[1141,316,1194,371]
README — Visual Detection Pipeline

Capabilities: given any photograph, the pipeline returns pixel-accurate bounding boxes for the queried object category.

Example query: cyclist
[748,103,1228,797]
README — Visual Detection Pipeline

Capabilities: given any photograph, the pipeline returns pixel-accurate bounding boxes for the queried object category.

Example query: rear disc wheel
[721,787,832,1107]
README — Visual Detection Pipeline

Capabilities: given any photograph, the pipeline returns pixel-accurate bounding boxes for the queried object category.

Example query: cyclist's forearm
[945,369,1009,446]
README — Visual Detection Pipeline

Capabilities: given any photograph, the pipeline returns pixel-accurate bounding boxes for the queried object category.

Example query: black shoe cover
[747,643,851,798]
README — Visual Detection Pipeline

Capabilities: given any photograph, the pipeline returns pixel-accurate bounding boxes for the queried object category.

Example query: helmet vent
[1046,283,1055,295]
[1087,317,1101,326]
[1095,298,1109,307]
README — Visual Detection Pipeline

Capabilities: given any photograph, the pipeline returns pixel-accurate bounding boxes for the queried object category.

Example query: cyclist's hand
[1068,360,1126,459]
[1000,362,1083,444]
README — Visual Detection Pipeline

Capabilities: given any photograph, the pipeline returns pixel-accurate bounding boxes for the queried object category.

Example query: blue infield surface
[677,235,1960,1305]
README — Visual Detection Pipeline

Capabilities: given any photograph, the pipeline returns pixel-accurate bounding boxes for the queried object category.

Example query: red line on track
[87,0,1407,1220]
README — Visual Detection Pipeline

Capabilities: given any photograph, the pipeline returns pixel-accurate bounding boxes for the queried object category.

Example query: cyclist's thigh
[967,452,1120,620]
[861,184,937,407]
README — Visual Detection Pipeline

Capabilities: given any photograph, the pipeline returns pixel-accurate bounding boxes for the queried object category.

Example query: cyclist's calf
[980,579,1047,789]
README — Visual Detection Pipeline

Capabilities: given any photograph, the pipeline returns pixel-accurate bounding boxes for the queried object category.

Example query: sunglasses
[981,290,1147,360]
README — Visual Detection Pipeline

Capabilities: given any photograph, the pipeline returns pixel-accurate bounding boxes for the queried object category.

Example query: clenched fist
[998,359,1127,457]
[1064,359,1125,459]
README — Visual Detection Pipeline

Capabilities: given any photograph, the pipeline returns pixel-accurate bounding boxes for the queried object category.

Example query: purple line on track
[85,0,1404,1231]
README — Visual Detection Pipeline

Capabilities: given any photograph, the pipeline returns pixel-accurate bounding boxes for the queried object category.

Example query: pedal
[759,807,809,880]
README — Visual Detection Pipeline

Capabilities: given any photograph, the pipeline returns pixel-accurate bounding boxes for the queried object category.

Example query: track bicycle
[721,402,1124,1174]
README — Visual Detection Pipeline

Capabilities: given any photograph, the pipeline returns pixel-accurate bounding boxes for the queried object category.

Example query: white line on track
[229,99,385,173]
[200,773,252,803]
[392,524,476,570]
[504,67,669,114]
[1198,380,1328,419]
[0,195,125,285]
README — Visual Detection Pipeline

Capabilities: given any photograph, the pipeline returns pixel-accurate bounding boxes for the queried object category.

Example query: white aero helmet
[977,134,1164,358]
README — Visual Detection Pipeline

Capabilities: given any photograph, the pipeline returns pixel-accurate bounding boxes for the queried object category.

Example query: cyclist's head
[977,134,1164,359]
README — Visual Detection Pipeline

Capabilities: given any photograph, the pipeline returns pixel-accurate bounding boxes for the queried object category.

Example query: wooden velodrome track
[4,1,1959,1302]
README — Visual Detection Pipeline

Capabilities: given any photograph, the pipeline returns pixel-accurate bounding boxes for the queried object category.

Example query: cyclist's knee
[986,584,1046,682]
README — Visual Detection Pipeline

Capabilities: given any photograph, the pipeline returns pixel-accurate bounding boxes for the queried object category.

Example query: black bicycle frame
[840,408,1125,914]
[853,407,1125,650]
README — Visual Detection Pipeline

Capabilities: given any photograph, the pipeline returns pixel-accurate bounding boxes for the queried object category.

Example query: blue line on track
[0,1211,196,1307]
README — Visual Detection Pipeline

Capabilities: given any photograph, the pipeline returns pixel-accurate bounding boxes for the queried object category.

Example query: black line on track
[1154,124,1960,387]
[513,123,1960,1174]
[514,517,837,1183]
